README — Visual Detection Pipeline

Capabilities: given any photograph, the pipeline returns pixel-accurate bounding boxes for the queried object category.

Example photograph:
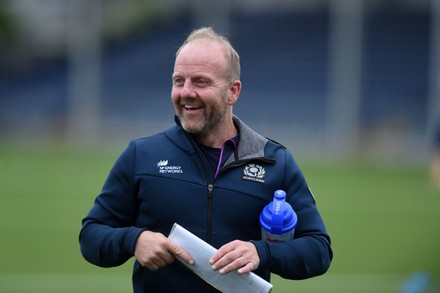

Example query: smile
[183,104,203,111]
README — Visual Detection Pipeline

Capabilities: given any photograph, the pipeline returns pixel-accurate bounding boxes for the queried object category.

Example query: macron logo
[157,160,168,167]
[157,160,183,174]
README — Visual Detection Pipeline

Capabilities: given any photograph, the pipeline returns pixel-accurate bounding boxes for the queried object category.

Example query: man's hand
[209,240,260,275]
[134,231,194,271]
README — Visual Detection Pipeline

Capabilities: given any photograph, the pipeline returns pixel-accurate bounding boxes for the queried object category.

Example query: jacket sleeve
[79,141,145,267]
[252,148,333,279]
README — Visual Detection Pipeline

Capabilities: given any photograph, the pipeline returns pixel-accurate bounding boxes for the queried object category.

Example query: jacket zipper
[206,184,214,244]
[203,184,215,293]
[185,134,216,244]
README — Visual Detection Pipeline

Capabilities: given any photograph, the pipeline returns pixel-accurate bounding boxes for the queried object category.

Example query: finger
[212,251,244,273]
[168,242,194,265]
[217,255,249,275]
[237,261,257,274]
[209,241,237,265]
[146,263,158,271]
[212,241,260,274]
[160,250,175,265]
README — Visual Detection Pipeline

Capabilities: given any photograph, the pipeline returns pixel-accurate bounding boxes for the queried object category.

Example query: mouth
[183,104,203,112]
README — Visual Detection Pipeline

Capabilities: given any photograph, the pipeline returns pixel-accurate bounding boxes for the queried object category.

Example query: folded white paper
[168,223,273,293]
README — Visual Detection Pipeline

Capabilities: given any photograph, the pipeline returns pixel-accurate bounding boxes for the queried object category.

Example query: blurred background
[0,0,439,162]
[1,0,440,292]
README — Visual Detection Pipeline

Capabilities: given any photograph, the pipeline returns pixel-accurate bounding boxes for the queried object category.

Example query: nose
[180,80,197,98]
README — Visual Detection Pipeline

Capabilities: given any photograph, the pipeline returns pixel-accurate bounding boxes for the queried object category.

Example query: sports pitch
[0,146,439,292]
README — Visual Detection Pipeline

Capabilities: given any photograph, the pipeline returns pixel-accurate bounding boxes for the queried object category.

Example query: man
[79,27,332,292]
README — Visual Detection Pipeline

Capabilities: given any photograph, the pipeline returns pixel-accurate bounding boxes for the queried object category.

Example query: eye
[173,77,184,86]
[194,78,210,87]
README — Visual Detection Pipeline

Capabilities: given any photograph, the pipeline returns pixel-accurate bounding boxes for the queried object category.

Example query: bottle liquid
[259,190,297,242]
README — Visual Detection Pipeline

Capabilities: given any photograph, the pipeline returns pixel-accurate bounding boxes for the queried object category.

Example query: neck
[195,120,237,148]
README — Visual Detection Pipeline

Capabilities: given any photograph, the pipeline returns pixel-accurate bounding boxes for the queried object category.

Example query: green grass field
[0,146,439,292]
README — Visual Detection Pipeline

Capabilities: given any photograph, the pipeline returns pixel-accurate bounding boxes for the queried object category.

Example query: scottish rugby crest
[242,163,266,183]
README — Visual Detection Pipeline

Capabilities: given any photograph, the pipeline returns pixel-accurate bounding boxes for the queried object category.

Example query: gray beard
[180,108,227,139]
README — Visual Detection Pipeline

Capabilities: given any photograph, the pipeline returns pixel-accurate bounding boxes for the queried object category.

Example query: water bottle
[259,190,297,242]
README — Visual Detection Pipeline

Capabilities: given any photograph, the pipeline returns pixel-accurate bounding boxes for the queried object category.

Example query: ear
[228,80,241,105]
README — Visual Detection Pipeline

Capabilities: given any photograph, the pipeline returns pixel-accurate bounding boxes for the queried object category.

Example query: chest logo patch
[242,164,266,183]
[157,160,183,174]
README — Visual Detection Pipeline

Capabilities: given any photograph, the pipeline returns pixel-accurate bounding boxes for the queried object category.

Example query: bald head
[176,27,241,83]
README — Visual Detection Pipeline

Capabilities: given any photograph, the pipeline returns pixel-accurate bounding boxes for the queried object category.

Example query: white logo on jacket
[242,164,265,183]
[157,160,183,174]
[157,160,168,167]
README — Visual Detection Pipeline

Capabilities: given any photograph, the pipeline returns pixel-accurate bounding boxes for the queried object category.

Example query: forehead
[173,40,227,77]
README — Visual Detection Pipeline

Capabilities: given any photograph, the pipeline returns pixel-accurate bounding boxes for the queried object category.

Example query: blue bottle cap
[259,190,297,235]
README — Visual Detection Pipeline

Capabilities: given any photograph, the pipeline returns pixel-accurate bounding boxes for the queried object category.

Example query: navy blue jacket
[79,116,332,292]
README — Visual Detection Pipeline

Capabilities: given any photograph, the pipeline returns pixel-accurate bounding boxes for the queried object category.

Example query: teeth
[184,105,200,109]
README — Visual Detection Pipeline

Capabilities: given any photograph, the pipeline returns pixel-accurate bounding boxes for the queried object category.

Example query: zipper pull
[208,184,214,198]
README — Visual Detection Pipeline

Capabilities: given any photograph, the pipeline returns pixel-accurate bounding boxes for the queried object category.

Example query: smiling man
[79,27,332,293]
[172,34,241,147]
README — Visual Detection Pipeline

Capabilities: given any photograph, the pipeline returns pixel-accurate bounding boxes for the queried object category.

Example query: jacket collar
[227,116,269,164]
[166,115,270,162]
